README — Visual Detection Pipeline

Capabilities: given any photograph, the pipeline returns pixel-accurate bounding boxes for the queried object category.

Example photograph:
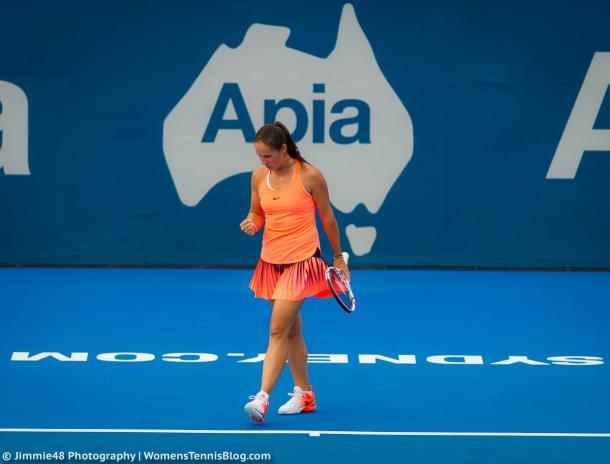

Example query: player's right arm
[240,168,265,236]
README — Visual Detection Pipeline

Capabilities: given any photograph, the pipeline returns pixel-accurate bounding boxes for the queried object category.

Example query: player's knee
[269,325,291,340]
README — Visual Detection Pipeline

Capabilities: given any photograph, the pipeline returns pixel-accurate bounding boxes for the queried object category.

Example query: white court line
[0,429,609,438]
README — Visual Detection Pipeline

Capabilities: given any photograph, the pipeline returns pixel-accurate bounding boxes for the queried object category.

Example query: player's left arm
[309,166,350,278]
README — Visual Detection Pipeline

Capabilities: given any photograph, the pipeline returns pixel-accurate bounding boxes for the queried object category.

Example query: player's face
[254,141,287,170]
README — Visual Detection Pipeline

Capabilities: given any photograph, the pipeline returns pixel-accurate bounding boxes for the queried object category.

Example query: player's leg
[260,298,304,395]
[286,312,310,389]
[266,298,309,388]
[244,298,293,423]
[276,311,317,414]
[267,286,308,390]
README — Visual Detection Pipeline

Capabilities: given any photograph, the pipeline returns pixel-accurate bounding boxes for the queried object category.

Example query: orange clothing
[258,159,320,264]
[248,248,332,301]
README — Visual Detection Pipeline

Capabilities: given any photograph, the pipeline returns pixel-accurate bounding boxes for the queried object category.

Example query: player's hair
[254,121,308,164]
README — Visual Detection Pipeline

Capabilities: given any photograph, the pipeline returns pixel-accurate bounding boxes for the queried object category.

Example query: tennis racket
[325,251,356,313]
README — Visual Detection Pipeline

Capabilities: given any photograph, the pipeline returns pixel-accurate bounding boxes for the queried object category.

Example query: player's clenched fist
[240,218,257,236]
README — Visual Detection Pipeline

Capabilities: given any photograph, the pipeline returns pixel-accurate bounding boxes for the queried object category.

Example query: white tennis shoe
[277,386,316,414]
[244,390,269,423]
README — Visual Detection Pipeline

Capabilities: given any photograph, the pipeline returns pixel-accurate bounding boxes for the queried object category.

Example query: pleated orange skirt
[249,248,333,301]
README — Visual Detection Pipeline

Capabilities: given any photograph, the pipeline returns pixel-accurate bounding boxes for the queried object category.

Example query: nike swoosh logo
[273,196,281,200]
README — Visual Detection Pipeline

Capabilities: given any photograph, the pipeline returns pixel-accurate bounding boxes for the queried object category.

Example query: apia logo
[0,81,29,176]
[163,3,413,256]
[200,82,371,145]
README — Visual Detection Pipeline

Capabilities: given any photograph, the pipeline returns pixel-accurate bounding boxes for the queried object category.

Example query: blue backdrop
[1,0,609,267]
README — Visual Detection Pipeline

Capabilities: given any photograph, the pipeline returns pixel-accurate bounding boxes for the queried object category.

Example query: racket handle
[342,251,349,265]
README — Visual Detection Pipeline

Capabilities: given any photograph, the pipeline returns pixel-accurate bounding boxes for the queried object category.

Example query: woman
[239,121,350,423]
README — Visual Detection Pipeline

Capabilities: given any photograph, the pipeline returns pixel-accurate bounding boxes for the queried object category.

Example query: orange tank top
[258,159,320,264]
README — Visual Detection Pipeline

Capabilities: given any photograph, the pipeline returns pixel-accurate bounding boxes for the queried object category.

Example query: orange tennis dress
[249,159,332,301]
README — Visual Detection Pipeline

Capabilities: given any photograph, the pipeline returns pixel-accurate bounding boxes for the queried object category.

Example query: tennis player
[239,121,350,423]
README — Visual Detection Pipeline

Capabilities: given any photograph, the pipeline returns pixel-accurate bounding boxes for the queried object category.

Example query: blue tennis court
[3,1,610,463]
[1,267,608,463]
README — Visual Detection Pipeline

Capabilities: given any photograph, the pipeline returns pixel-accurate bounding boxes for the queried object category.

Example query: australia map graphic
[163,3,413,256]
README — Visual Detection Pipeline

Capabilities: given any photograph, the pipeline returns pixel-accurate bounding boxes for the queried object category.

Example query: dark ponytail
[253,121,308,164]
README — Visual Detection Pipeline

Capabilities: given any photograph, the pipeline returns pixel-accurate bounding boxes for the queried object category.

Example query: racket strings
[327,268,354,311]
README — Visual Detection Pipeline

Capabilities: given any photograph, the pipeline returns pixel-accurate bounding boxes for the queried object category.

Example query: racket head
[325,266,356,313]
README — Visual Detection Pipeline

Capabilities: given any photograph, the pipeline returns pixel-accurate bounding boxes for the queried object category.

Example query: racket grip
[342,251,349,265]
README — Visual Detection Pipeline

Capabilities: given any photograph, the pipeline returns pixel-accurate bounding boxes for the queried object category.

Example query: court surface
[1,267,608,463]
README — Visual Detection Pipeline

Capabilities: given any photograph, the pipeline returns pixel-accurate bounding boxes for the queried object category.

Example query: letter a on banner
[547,52,610,179]
[0,81,29,175]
